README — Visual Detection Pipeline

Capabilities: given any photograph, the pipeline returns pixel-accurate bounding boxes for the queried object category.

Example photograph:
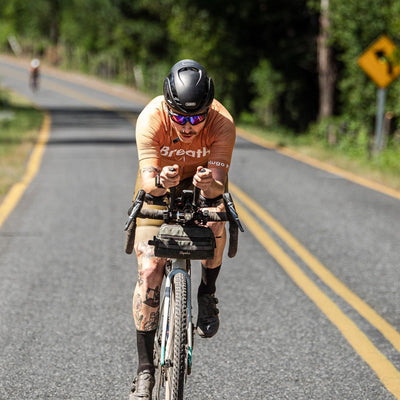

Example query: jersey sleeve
[135,97,165,169]
[207,102,236,172]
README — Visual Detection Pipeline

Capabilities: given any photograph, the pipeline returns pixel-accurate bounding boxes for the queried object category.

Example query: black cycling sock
[198,265,221,296]
[136,329,156,374]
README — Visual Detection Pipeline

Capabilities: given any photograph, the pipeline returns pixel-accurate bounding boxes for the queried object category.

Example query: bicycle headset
[163,59,214,115]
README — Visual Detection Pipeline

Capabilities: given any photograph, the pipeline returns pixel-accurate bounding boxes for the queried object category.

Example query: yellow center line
[234,198,400,398]
[0,113,51,228]
[230,182,400,353]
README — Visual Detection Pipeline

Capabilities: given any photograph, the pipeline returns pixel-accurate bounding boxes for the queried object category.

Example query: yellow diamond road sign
[358,35,400,88]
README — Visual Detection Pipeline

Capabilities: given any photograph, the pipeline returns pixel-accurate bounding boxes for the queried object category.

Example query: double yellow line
[229,182,400,398]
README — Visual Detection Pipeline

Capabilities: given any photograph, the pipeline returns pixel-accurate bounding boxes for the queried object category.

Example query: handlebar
[136,208,229,222]
[124,168,244,257]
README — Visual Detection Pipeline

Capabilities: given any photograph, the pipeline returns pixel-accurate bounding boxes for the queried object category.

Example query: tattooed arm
[140,165,166,196]
[139,163,180,195]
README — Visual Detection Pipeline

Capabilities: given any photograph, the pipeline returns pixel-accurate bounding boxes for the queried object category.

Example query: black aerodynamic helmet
[163,59,214,114]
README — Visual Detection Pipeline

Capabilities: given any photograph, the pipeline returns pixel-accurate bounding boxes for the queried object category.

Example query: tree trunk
[317,0,335,119]
[47,0,61,65]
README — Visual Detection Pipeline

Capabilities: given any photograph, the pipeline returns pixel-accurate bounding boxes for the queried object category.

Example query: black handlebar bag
[149,223,216,259]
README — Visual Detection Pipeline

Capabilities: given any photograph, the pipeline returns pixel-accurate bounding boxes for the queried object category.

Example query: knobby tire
[169,272,187,400]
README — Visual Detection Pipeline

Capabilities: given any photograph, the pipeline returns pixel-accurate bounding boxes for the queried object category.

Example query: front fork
[160,259,193,370]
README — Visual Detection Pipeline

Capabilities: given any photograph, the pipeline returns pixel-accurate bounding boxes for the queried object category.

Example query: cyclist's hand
[160,164,180,188]
[193,166,213,191]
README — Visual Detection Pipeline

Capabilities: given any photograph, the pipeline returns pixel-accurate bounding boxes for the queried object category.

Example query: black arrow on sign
[375,49,393,75]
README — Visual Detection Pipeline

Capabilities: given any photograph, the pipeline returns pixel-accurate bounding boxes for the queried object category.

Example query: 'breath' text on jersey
[160,146,211,158]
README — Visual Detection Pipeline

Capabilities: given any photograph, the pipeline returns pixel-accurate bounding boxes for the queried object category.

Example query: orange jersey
[136,96,236,180]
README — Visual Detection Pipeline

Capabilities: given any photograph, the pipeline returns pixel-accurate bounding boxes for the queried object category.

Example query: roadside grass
[0,89,44,201]
[238,122,400,191]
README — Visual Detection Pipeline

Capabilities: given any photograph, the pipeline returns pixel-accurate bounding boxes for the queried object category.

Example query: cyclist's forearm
[201,179,225,199]
[199,167,226,199]
[143,180,167,196]
[140,166,167,196]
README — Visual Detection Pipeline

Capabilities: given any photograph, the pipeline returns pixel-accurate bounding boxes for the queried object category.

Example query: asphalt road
[1,55,400,400]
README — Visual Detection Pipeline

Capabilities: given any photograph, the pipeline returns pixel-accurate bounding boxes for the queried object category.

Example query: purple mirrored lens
[169,110,207,125]
[189,114,206,124]
[171,114,187,124]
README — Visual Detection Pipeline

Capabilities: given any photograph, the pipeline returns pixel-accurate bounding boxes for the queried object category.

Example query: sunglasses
[168,109,208,125]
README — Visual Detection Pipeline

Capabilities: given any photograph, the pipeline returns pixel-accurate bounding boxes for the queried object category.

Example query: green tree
[166,0,319,128]
[3,0,399,141]
[329,1,400,118]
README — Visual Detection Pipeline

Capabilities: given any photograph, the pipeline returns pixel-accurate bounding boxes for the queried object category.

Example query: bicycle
[124,177,243,400]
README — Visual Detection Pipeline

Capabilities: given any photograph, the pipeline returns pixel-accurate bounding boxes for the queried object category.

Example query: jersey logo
[160,146,210,158]
[160,146,229,169]
[208,160,229,169]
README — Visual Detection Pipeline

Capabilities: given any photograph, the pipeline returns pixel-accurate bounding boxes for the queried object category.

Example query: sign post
[358,35,400,153]
[374,88,386,152]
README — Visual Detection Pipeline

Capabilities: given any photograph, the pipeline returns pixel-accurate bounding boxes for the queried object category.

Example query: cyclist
[127,59,236,400]
[29,59,40,91]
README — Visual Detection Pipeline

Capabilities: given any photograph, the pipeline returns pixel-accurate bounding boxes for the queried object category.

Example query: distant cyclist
[29,59,40,91]
[126,59,236,400]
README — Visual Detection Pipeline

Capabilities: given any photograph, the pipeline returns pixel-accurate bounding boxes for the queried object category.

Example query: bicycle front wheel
[167,272,187,400]
[154,272,188,400]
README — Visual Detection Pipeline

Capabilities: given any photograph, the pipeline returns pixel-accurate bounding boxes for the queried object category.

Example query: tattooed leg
[133,241,165,331]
